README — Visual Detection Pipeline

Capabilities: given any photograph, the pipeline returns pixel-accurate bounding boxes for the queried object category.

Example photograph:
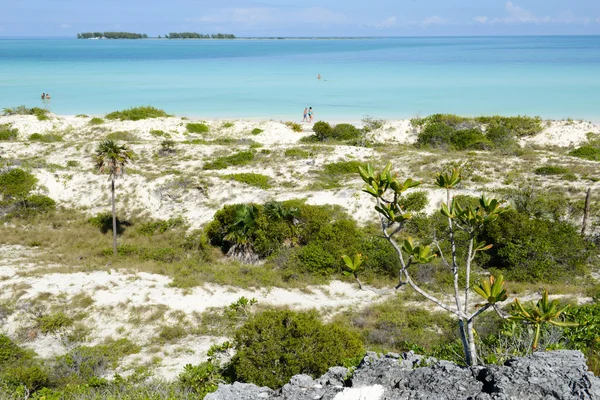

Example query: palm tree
[93,140,133,256]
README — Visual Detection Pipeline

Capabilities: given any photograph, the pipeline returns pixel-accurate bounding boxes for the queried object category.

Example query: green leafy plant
[251,128,263,135]
[203,151,254,170]
[89,117,104,125]
[28,133,63,142]
[510,291,578,351]
[285,121,302,132]
[357,163,508,365]
[534,165,569,175]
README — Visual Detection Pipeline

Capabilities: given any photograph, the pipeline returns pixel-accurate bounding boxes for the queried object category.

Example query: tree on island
[77,32,148,39]
[93,140,133,256]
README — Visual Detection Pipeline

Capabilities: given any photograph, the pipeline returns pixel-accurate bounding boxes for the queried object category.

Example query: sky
[2,0,600,37]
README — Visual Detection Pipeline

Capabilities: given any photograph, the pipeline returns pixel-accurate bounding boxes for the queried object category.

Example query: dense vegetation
[3,106,50,121]
[77,32,148,39]
[165,33,236,39]
[105,106,170,121]
[0,168,56,219]
[412,114,543,151]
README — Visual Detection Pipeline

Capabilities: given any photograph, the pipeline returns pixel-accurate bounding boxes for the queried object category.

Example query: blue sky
[2,0,600,37]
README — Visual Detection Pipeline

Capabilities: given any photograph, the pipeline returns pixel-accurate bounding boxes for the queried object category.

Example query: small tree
[93,139,133,256]
[353,163,508,365]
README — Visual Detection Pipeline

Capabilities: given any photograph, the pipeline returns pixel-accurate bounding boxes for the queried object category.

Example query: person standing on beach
[308,107,313,123]
[41,93,45,100]
[302,107,308,122]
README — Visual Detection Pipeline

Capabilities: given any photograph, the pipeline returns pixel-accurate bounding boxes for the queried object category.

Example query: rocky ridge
[206,350,600,400]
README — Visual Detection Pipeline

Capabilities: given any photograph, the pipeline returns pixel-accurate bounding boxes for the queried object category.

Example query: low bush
[323,160,362,175]
[186,123,209,133]
[203,150,255,170]
[285,121,302,132]
[0,125,18,141]
[398,191,429,212]
[222,121,234,129]
[229,309,363,389]
[150,129,169,137]
[534,165,569,175]
[0,334,28,365]
[136,216,186,236]
[333,123,362,140]
[28,133,63,142]
[8,195,56,218]
[55,338,141,383]
[37,312,73,334]
[2,106,50,121]
[224,173,272,189]
[362,116,385,133]
[251,128,263,135]
[569,146,600,161]
[312,121,333,141]
[284,148,311,158]
[0,169,37,199]
[89,117,104,125]
[157,325,187,343]
[105,106,169,121]
[179,361,222,396]
[105,131,138,141]
[66,160,80,168]
[478,210,591,282]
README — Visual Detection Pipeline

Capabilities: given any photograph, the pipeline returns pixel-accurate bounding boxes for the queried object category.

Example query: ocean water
[0,36,599,120]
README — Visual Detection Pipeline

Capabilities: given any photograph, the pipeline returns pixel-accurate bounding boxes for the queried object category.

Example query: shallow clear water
[1,36,599,120]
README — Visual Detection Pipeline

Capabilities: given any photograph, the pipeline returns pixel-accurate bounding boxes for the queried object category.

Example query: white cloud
[375,16,397,29]
[479,2,590,25]
[420,16,445,27]
[189,7,347,26]
[58,24,71,29]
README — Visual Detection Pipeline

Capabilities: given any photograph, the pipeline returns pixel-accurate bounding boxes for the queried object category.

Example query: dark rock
[207,350,600,400]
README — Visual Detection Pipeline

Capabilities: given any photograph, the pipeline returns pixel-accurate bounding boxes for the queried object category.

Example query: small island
[164,32,236,39]
[77,32,148,39]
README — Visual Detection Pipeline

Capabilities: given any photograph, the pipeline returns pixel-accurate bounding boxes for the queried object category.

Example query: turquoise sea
[0,36,599,120]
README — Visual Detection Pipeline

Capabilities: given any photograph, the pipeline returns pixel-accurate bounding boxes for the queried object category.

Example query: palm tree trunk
[111,177,117,256]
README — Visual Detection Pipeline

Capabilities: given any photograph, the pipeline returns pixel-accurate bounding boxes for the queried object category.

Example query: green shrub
[150,129,169,137]
[224,173,271,189]
[0,334,28,365]
[475,115,543,137]
[0,169,37,199]
[8,195,56,219]
[222,121,234,128]
[2,364,49,392]
[251,128,263,135]
[0,124,18,141]
[312,121,334,141]
[284,148,311,158]
[37,313,74,334]
[203,151,255,170]
[450,128,491,150]
[415,122,454,148]
[157,325,187,343]
[105,131,138,141]
[178,362,222,396]
[362,116,385,133]
[332,123,361,140]
[55,338,140,383]
[186,123,209,133]
[478,210,591,282]
[105,106,169,121]
[76,114,89,118]
[66,160,80,168]
[534,165,569,175]
[398,191,429,212]
[28,133,63,142]
[323,160,362,175]
[229,309,364,389]
[285,121,302,132]
[89,117,104,125]
[3,106,50,121]
[569,146,600,161]
[136,216,185,236]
